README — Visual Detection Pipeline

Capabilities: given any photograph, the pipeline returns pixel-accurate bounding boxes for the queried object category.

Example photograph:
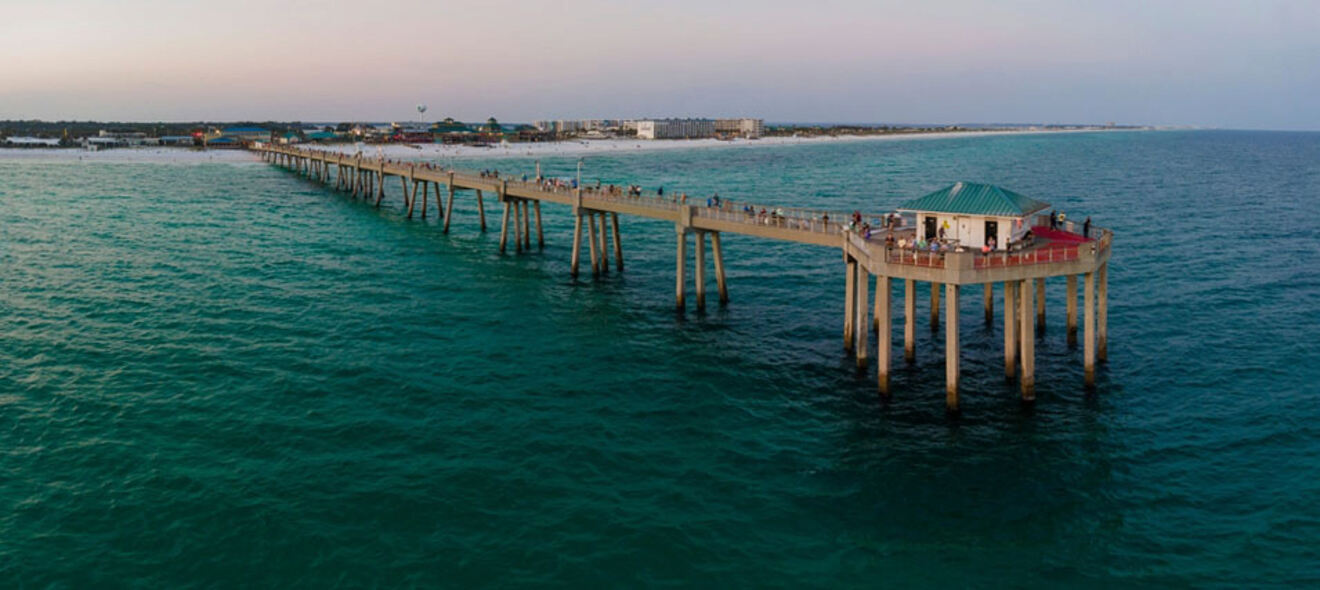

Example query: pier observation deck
[256,144,1112,412]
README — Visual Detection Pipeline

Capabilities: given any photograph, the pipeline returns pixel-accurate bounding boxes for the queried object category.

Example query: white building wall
[637,121,657,139]
[913,211,1023,250]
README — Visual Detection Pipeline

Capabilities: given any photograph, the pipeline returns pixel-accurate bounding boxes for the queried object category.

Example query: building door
[985,220,998,247]
[924,216,937,241]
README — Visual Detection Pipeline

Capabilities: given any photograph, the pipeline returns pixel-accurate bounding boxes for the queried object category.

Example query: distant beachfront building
[534,120,614,135]
[89,130,159,147]
[714,118,764,139]
[3,136,61,147]
[636,118,717,139]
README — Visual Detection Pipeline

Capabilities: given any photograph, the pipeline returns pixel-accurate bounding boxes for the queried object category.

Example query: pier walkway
[256,144,1112,412]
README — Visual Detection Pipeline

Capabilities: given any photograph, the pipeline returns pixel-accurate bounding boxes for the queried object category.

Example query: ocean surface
[2,130,1317,587]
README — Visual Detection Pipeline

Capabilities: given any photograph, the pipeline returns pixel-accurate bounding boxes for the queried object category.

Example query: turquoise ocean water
[2,131,1318,587]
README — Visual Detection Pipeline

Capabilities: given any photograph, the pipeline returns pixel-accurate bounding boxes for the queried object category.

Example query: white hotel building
[637,118,763,139]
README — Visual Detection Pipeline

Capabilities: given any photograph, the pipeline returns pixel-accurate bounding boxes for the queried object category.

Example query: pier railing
[694,202,895,237]
[861,225,1111,271]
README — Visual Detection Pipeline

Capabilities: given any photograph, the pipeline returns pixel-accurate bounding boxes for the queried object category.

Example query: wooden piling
[596,213,609,274]
[1020,279,1036,400]
[1004,280,1017,381]
[513,199,523,253]
[695,231,707,311]
[856,264,869,369]
[1066,274,1078,346]
[444,176,456,233]
[876,275,891,395]
[1098,262,1108,363]
[476,190,487,231]
[535,202,545,248]
[1036,277,1046,332]
[610,213,622,271]
[406,179,418,218]
[946,284,959,412]
[675,229,686,310]
[419,180,429,219]
[1084,270,1096,387]
[520,200,529,250]
[931,281,941,331]
[904,279,916,363]
[710,231,727,304]
[588,211,600,275]
[844,257,856,352]
[499,200,511,254]
[984,282,994,324]
[570,212,583,277]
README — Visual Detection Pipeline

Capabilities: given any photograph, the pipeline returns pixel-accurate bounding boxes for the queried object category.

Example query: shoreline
[0,127,1139,163]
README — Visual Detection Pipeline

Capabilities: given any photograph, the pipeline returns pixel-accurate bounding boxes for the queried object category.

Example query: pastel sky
[3,0,1317,129]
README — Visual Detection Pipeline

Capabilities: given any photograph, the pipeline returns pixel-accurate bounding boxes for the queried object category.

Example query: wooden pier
[256,145,1112,412]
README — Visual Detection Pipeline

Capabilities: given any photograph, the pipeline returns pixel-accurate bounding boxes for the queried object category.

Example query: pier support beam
[711,232,727,304]
[432,182,443,219]
[588,212,601,276]
[570,211,583,278]
[876,276,891,395]
[675,228,687,310]
[1004,280,1017,381]
[522,200,531,250]
[1084,270,1096,388]
[946,284,960,412]
[406,178,418,218]
[1020,279,1036,400]
[1036,278,1046,333]
[611,213,623,271]
[476,190,487,231]
[930,281,941,331]
[856,265,869,369]
[904,279,916,363]
[419,181,429,219]
[1066,275,1078,346]
[1098,262,1109,363]
[444,178,456,233]
[844,257,857,352]
[513,200,524,253]
[499,200,511,254]
[535,202,545,248]
[596,213,609,273]
[984,282,994,325]
[695,231,707,311]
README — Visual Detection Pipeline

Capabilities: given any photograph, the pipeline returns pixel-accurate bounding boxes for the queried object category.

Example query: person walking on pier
[1083,216,1092,238]
[1049,209,1058,229]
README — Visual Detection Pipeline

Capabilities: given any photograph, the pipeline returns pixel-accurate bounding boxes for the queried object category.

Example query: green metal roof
[897,182,1050,217]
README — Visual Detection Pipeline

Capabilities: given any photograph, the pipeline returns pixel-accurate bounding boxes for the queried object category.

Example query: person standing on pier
[1083,216,1092,238]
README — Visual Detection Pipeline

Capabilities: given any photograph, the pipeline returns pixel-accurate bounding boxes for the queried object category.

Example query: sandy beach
[0,127,1122,164]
